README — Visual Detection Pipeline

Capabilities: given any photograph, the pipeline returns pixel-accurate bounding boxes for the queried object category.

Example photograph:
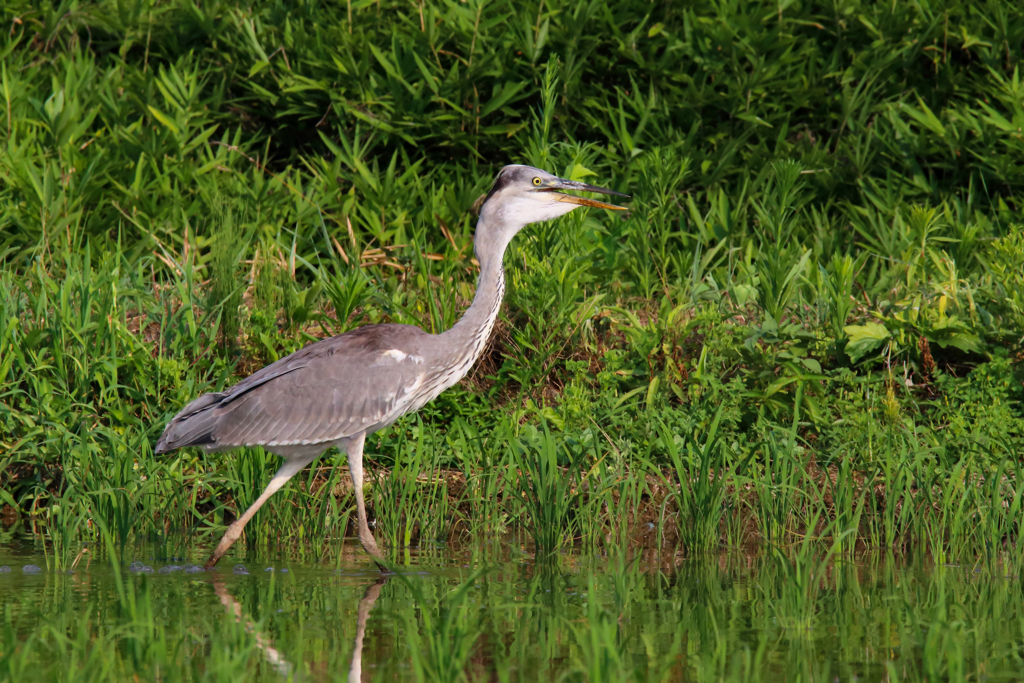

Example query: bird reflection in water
[210,573,388,681]
[348,577,388,683]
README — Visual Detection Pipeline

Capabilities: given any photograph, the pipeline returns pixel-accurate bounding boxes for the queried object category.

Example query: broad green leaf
[146,106,178,134]
[478,81,527,119]
[248,60,270,78]
[844,322,890,361]
[569,164,596,182]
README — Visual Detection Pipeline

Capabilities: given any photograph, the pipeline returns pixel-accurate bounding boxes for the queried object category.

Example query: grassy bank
[1,0,1023,564]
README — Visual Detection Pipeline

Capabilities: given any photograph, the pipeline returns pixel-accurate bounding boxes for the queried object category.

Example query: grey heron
[155,164,628,568]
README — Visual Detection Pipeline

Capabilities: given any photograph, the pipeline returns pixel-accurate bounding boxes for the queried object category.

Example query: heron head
[478,164,628,232]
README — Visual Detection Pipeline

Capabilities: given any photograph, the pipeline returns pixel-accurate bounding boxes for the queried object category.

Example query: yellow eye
[532,177,542,186]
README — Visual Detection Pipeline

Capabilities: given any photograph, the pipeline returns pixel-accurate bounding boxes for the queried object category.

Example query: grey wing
[156,325,432,453]
[216,350,425,447]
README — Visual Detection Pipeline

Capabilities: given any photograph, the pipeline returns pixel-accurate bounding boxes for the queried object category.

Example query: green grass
[1,0,1023,574]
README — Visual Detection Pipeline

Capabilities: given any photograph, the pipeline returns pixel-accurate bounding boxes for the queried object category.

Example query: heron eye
[532,177,542,186]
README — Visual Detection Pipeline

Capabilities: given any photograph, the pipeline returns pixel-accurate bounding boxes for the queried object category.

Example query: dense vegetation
[1,0,1023,567]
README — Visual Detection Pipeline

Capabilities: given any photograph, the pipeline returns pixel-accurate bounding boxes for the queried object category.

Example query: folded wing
[155,324,431,453]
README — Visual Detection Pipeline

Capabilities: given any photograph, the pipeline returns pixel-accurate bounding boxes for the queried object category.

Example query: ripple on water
[0,566,10,573]
[23,565,42,574]
[233,564,250,575]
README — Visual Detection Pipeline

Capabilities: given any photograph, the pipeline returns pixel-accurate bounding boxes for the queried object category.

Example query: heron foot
[358,527,386,570]
[205,520,245,569]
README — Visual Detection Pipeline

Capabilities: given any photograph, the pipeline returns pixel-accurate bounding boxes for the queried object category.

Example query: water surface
[1,534,1022,681]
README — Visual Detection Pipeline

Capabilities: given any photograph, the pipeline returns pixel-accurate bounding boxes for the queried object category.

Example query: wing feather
[156,324,434,452]
[156,324,437,453]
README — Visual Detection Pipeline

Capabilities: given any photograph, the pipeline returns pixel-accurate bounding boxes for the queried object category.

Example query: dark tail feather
[155,392,226,453]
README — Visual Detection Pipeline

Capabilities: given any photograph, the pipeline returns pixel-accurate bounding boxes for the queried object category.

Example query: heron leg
[205,454,316,569]
[346,432,385,566]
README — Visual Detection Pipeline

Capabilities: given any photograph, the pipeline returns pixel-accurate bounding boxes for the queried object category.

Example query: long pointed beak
[547,178,629,211]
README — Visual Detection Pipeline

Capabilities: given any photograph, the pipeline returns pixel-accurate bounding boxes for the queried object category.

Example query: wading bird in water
[155,165,628,569]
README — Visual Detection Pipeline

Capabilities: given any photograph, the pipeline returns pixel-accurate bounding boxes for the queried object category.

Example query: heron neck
[441,248,505,365]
